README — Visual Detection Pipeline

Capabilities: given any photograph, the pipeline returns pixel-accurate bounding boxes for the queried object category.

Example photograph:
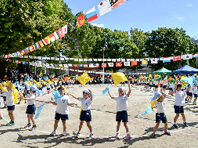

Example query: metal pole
[103,47,105,84]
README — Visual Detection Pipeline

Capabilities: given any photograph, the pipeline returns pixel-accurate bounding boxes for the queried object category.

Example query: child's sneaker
[193,102,197,105]
[62,131,68,136]
[164,132,171,136]
[24,123,31,129]
[6,121,15,126]
[173,123,178,129]
[75,132,81,138]
[50,131,56,136]
[183,122,189,127]
[124,134,131,140]
[29,125,37,131]
[89,133,94,138]
[115,133,120,139]
[151,133,157,138]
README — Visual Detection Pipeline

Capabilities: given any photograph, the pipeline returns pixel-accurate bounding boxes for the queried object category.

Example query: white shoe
[50,131,56,136]
[89,133,94,138]
[62,131,68,136]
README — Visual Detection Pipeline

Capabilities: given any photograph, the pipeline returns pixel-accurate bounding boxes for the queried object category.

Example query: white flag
[98,0,112,16]
[150,58,159,64]
[182,54,193,60]
[124,62,130,66]
[108,62,114,67]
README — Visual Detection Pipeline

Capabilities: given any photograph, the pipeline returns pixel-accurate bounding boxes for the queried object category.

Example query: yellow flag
[111,72,128,86]
[0,84,8,91]
[39,72,43,77]
[77,72,91,86]
[11,89,19,104]
[33,80,38,84]
[26,81,32,86]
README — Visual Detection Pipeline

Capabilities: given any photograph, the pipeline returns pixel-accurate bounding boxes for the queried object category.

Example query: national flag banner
[163,57,171,63]
[112,59,116,62]
[35,42,40,49]
[150,58,158,64]
[20,50,25,55]
[182,54,193,60]
[124,62,130,66]
[108,62,114,67]
[29,45,36,52]
[42,36,50,45]
[89,64,94,68]
[68,64,73,67]
[131,61,138,66]
[141,59,147,66]
[121,59,125,62]
[98,59,102,61]
[98,0,112,16]
[88,58,92,61]
[116,62,122,67]
[103,59,107,62]
[38,41,44,47]
[25,47,30,53]
[84,59,88,61]
[107,59,112,61]
[74,59,79,61]
[58,25,68,38]
[117,58,121,62]
[86,7,98,22]
[94,63,100,68]
[109,0,125,9]
[101,63,107,68]
[93,59,98,61]
[78,64,83,67]
[79,59,83,61]
[84,64,88,68]
[173,55,181,61]
[63,64,68,68]
[77,14,85,27]
[194,53,198,58]
[49,32,59,42]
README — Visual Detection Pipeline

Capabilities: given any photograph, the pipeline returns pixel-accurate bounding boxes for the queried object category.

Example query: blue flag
[138,106,153,117]
[52,90,61,100]
[103,85,110,95]
[34,103,46,119]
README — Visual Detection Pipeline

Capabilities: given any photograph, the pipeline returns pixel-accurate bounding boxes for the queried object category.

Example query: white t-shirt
[46,83,50,88]
[3,91,14,106]
[55,95,71,115]
[27,93,36,105]
[155,101,165,113]
[59,81,62,86]
[114,95,128,112]
[169,84,175,89]
[175,90,185,106]
[194,86,198,94]
[188,86,193,93]
[79,97,92,111]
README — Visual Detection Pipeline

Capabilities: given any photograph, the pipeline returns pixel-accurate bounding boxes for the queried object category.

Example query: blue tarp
[172,65,198,74]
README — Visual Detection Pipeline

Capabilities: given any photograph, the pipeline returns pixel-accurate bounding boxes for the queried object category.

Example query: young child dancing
[108,81,131,140]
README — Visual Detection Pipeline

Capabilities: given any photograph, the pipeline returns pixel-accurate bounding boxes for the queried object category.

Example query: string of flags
[1,0,127,59]
[6,52,198,66]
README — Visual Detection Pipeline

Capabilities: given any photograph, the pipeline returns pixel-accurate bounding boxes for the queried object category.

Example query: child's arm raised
[127,80,131,97]
[88,89,93,101]
[108,90,114,99]
[68,93,79,100]
[174,81,178,93]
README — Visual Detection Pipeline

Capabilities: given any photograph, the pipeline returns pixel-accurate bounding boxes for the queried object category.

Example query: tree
[144,27,198,70]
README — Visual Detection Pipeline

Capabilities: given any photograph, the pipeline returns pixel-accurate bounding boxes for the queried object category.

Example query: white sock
[174,122,177,125]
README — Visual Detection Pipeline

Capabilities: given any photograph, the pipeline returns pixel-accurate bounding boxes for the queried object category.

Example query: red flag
[173,55,181,61]
[29,45,36,52]
[21,50,25,55]
[42,36,51,45]
[57,25,67,38]
[131,61,138,66]
[101,63,107,68]
[116,62,122,67]
[77,14,85,27]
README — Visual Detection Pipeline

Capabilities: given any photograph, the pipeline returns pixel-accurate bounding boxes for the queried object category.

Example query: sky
[64,0,198,38]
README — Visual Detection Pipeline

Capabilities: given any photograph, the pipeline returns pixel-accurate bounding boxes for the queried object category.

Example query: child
[23,86,37,131]
[49,86,77,136]
[46,82,51,94]
[151,92,171,138]
[173,82,188,128]
[3,84,15,126]
[108,81,131,140]
[69,89,94,138]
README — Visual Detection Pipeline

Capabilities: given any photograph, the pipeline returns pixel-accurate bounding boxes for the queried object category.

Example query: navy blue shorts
[155,85,158,88]
[174,105,184,114]
[26,104,36,114]
[47,88,50,90]
[3,96,6,102]
[163,85,167,89]
[116,111,128,122]
[186,91,189,95]
[194,94,198,98]
[156,113,167,123]
[188,92,193,96]
[169,88,173,91]
[27,90,30,94]
[7,105,15,111]
[51,85,54,88]
[80,110,92,122]
[55,113,68,121]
